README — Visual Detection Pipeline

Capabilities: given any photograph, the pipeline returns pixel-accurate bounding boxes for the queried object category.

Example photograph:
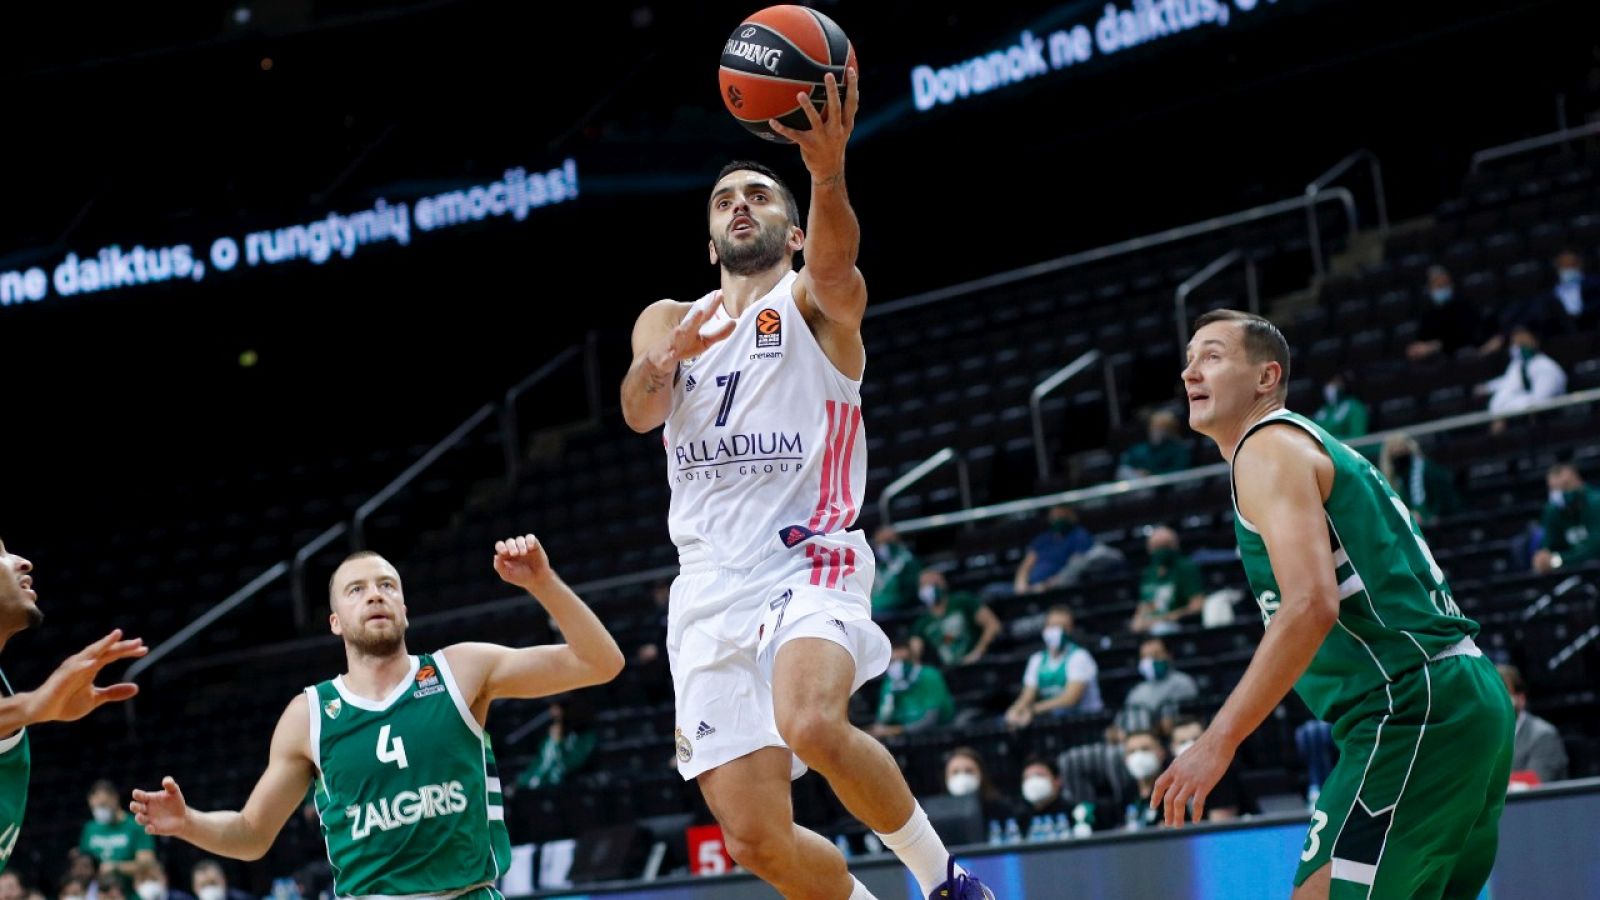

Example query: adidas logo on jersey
[695,721,716,740]
[345,780,469,841]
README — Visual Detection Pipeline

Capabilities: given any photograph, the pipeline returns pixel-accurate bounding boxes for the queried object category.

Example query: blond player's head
[328,551,409,656]
[1182,309,1291,442]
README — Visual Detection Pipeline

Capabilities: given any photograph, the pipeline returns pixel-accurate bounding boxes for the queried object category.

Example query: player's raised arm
[621,298,734,433]
[130,694,315,861]
[443,535,624,711]
[0,630,147,735]
[1151,426,1341,826]
[774,68,867,326]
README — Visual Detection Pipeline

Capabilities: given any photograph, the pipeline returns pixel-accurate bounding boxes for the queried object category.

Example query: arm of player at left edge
[770,68,868,327]
[1151,427,1341,826]
[442,535,625,719]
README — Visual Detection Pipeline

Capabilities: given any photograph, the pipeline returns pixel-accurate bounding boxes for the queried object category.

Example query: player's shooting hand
[769,67,858,181]
[23,630,146,725]
[130,776,189,837]
[649,293,735,373]
[494,534,556,592]
[1150,731,1233,827]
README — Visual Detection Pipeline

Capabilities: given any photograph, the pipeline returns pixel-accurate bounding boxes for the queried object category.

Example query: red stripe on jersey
[843,547,857,580]
[826,548,843,589]
[821,404,854,532]
[835,405,863,529]
[807,544,825,586]
[809,400,838,530]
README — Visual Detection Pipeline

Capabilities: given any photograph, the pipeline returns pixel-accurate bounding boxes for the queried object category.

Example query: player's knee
[721,819,790,875]
[777,706,850,771]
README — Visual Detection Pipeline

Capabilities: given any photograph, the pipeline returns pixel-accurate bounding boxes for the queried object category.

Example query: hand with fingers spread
[129,776,190,837]
[494,534,558,593]
[644,294,736,381]
[22,629,147,725]
[1149,729,1234,827]
[768,67,859,181]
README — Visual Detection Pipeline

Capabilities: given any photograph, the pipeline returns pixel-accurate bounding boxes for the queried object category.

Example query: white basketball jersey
[663,270,866,571]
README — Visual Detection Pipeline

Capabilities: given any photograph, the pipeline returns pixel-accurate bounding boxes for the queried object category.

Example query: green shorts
[1295,652,1513,899]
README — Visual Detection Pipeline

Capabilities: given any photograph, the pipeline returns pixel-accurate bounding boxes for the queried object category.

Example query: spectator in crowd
[1131,527,1205,635]
[1296,720,1337,804]
[1168,717,1255,821]
[94,878,124,900]
[63,852,98,900]
[1497,664,1569,784]
[58,879,88,900]
[0,872,23,900]
[1117,410,1192,480]
[1550,248,1600,331]
[870,526,922,615]
[131,860,193,900]
[1406,265,1499,361]
[189,861,251,900]
[1057,724,1136,833]
[910,570,1000,667]
[78,781,155,892]
[516,700,597,790]
[1018,756,1072,832]
[1480,325,1567,419]
[1121,730,1169,830]
[1004,606,1103,727]
[1379,434,1461,528]
[870,637,955,738]
[23,889,45,900]
[1120,639,1199,733]
[1312,371,1369,441]
[1010,506,1124,594]
[1534,462,1600,573]
[943,746,1020,826]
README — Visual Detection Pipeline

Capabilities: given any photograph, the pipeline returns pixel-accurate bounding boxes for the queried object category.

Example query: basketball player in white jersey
[622,70,992,900]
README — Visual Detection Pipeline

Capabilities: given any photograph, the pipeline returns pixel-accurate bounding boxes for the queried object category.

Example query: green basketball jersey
[1230,411,1478,723]
[0,669,28,873]
[307,652,511,898]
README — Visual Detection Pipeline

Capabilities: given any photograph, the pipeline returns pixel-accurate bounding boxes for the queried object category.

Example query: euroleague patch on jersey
[413,664,444,699]
[755,308,782,348]
[674,727,693,763]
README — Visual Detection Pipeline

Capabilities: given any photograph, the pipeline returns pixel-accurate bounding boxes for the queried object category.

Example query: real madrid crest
[674,726,693,763]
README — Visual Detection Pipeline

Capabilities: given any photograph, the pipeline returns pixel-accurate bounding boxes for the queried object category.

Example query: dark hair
[1193,309,1291,397]
[88,779,117,796]
[1046,605,1075,620]
[1497,664,1525,695]
[1170,714,1204,732]
[709,160,801,230]
[328,550,392,604]
[1124,729,1161,746]
[1022,755,1059,778]
[190,861,225,882]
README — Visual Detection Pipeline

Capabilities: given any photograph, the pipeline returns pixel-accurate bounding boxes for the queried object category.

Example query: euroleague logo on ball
[726,84,744,109]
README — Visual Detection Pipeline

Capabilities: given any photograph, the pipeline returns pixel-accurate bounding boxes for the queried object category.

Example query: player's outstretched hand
[130,776,189,836]
[1149,731,1234,827]
[494,534,556,592]
[24,629,147,725]
[648,292,736,373]
[769,67,858,180]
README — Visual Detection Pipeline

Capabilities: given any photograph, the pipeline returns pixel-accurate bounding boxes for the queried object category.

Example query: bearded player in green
[1153,310,1512,899]
[0,538,149,872]
[130,535,623,900]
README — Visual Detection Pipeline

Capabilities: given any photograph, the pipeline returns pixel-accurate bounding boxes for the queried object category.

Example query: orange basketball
[719,5,856,143]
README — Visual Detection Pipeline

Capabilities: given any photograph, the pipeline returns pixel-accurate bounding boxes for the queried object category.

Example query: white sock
[875,803,964,895]
[848,876,878,900]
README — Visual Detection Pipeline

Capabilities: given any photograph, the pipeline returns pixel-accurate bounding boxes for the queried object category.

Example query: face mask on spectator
[888,661,912,683]
[1323,384,1340,405]
[136,883,164,900]
[1559,267,1582,285]
[1138,658,1169,681]
[1517,345,1537,361]
[919,584,942,607]
[1050,518,1072,534]
[946,772,980,797]
[1151,547,1179,567]
[1125,750,1161,781]
[91,806,113,825]
[1429,287,1453,305]
[1550,489,1567,507]
[1021,775,1057,806]
[875,542,893,561]
[197,888,225,900]
[1041,626,1065,652]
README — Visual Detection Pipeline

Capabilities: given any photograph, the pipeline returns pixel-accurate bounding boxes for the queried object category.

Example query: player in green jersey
[1153,310,1513,899]
[0,538,148,872]
[130,535,623,900]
